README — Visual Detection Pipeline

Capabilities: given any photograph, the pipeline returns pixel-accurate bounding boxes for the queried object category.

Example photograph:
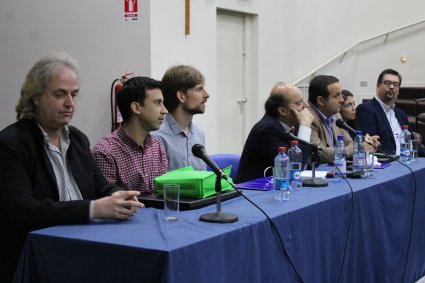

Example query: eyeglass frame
[380,80,400,89]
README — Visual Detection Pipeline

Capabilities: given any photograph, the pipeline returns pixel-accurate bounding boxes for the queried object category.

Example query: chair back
[207,154,241,180]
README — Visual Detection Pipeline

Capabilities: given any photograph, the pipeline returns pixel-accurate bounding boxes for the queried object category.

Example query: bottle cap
[291,140,298,145]
[337,135,344,141]
[355,130,362,136]
[278,146,286,152]
[403,125,409,129]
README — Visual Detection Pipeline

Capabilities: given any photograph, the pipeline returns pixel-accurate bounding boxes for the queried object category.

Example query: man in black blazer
[357,69,415,156]
[0,52,144,282]
[235,83,314,183]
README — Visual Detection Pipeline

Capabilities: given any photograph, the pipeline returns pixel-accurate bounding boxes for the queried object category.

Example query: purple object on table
[374,162,391,169]
[235,177,274,191]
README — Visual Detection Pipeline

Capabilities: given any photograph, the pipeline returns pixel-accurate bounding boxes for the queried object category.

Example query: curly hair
[16,51,79,120]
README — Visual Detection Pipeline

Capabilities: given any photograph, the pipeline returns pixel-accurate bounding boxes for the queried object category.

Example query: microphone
[335,119,379,149]
[192,144,238,224]
[191,144,227,180]
[281,131,320,152]
[335,119,356,136]
[281,131,327,187]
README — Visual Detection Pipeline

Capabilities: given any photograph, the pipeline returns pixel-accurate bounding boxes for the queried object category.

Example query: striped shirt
[92,126,168,195]
[41,125,83,201]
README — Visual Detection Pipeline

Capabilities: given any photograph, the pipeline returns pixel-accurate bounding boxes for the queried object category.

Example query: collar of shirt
[116,126,155,149]
[310,103,336,123]
[165,114,193,136]
[38,124,70,146]
[278,120,292,132]
[375,96,395,113]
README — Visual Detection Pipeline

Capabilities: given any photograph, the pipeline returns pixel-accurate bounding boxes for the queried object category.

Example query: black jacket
[235,114,312,183]
[0,119,119,281]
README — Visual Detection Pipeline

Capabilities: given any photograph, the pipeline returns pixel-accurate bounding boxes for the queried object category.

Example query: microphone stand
[302,149,328,187]
[199,175,239,223]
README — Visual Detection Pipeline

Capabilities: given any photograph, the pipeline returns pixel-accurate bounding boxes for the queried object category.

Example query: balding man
[235,82,314,183]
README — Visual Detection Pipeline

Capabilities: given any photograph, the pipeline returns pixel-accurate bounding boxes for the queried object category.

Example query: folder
[154,166,233,199]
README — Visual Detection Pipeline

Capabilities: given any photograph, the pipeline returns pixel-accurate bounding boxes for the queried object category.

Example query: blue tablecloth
[14,160,425,283]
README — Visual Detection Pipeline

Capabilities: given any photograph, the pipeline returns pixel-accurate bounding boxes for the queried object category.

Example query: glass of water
[363,150,375,177]
[411,139,420,162]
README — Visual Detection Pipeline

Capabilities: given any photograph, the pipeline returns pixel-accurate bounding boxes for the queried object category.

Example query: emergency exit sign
[124,0,138,22]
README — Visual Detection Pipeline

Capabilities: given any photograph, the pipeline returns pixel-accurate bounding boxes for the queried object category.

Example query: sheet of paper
[301,170,328,178]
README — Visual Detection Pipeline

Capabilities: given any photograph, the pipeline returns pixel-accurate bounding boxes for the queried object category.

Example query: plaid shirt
[92,127,168,195]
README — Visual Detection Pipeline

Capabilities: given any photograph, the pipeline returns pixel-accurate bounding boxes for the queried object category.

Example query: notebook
[139,189,241,211]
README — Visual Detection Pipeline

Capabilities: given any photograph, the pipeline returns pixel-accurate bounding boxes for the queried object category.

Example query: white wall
[0,0,425,153]
[286,0,425,104]
[0,0,151,144]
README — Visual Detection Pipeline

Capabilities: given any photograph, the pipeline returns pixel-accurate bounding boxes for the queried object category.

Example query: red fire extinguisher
[110,73,133,132]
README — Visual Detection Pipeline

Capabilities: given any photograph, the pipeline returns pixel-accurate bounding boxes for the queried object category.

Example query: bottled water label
[400,143,411,164]
[274,178,290,201]
[290,169,302,190]
[400,147,410,157]
[274,178,289,190]
[334,159,346,177]
[353,152,365,170]
[399,126,412,164]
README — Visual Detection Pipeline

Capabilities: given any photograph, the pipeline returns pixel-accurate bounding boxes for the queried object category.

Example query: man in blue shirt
[308,75,379,164]
[152,65,210,171]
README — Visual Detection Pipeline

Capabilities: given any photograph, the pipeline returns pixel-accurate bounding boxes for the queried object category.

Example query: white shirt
[375,96,402,155]
[278,121,312,143]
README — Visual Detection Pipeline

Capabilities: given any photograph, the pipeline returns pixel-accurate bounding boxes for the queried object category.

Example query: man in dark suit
[235,83,314,183]
[0,52,144,282]
[357,69,411,155]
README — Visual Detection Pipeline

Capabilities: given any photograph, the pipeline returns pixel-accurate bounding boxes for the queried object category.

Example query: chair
[207,154,241,180]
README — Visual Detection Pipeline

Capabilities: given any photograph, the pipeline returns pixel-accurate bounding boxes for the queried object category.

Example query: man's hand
[92,190,145,220]
[290,106,314,127]
[364,134,381,150]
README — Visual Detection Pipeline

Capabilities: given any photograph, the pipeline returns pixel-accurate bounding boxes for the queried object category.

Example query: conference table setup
[14,159,425,283]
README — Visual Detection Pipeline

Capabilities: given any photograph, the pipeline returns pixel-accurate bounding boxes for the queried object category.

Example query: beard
[384,91,396,101]
[184,106,205,115]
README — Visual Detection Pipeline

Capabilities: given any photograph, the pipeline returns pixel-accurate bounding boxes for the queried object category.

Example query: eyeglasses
[381,80,400,88]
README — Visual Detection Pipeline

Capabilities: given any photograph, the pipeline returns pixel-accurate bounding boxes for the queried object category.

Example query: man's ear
[316,96,325,107]
[176,91,186,103]
[33,97,39,106]
[277,106,288,117]
[130,101,141,115]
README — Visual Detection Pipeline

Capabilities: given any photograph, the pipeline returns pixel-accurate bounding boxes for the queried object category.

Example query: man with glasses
[357,69,409,155]
[235,82,314,183]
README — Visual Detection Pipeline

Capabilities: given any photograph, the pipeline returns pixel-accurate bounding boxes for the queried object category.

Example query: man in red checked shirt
[93,76,169,195]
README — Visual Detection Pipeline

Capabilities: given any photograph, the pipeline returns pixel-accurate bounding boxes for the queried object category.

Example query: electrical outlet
[360,81,368,87]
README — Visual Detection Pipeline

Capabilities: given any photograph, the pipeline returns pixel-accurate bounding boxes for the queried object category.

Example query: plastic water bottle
[288,140,302,190]
[334,135,346,182]
[353,131,366,171]
[399,125,412,164]
[274,147,290,201]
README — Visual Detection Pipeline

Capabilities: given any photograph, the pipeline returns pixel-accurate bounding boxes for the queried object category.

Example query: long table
[14,160,425,282]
